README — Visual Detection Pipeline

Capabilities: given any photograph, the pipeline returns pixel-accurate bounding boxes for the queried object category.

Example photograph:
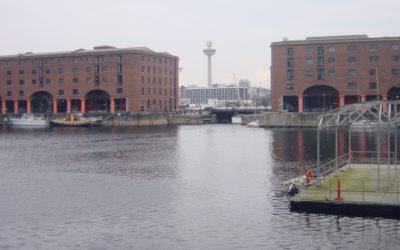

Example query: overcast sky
[1,0,400,88]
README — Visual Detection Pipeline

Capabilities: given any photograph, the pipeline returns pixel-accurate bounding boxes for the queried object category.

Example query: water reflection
[0,125,399,249]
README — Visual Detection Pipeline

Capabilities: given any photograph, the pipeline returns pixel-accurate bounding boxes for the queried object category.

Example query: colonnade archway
[1,90,126,114]
[303,85,339,112]
[32,91,53,113]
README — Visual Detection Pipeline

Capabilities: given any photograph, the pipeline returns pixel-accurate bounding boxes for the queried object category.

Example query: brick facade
[271,36,400,112]
[0,46,179,114]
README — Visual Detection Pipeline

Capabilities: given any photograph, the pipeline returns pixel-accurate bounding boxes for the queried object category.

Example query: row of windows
[5,88,124,97]
[288,44,400,57]
[304,68,399,77]
[4,66,113,75]
[5,76,121,85]
[141,65,176,75]
[288,68,400,81]
[286,82,378,91]
[4,55,122,67]
[141,76,176,85]
[141,56,176,66]
[305,55,399,65]
[141,88,174,96]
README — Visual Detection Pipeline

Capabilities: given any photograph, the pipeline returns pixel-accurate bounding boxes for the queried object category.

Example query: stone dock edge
[290,200,400,219]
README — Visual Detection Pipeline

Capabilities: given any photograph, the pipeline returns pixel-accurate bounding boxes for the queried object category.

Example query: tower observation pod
[203,41,216,88]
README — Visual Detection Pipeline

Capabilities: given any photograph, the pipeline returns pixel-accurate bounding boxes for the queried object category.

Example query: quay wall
[241,112,322,127]
[0,113,213,127]
[102,113,213,126]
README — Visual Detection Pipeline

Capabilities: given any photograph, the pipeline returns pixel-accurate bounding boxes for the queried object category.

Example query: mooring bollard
[335,179,344,201]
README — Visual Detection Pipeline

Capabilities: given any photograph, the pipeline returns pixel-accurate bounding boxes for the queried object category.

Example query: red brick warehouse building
[270,35,400,112]
[0,45,179,114]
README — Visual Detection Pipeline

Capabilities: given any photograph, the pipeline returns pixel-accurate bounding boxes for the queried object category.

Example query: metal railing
[298,177,400,204]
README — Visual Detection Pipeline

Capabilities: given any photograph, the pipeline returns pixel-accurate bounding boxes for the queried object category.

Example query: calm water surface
[0,124,399,249]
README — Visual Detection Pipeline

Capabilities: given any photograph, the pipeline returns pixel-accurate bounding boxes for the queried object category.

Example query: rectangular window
[141,66,145,72]
[6,61,11,67]
[95,76,99,86]
[87,57,92,63]
[19,61,24,66]
[369,44,378,51]
[102,56,107,62]
[45,69,50,74]
[287,70,293,80]
[19,70,24,75]
[117,88,123,94]
[317,46,324,56]
[59,78,64,84]
[73,89,78,95]
[117,55,122,63]
[141,76,145,83]
[327,58,335,64]
[6,80,12,85]
[369,82,377,89]
[7,91,11,96]
[46,79,51,84]
[73,78,79,83]
[95,57,99,64]
[348,45,356,51]
[59,89,64,96]
[58,68,64,73]
[328,70,336,77]
[73,57,79,63]
[287,48,293,57]
[32,79,36,84]
[392,69,400,75]
[117,75,123,85]
[87,77,92,83]
[348,83,356,90]
[287,58,293,68]
[87,67,91,73]
[306,58,313,65]
[369,56,378,62]
[286,83,294,90]
[392,44,399,50]
[58,58,64,64]
[32,69,37,74]
[328,46,335,52]
[369,69,376,75]
[7,71,11,75]
[147,88,150,95]
[102,76,107,82]
[317,57,324,67]
[32,60,36,66]
[45,59,51,64]
[19,90,24,96]
[392,56,399,62]
[348,70,357,76]
[19,80,24,85]
[306,47,314,53]
[306,70,314,77]
[348,57,356,63]
[142,88,145,95]
[102,66,107,72]
[318,69,324,80]
[73,68,78,73]
[117,64,122,74]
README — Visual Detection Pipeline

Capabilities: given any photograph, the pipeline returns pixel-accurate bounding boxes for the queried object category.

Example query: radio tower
[203,41,216,88]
